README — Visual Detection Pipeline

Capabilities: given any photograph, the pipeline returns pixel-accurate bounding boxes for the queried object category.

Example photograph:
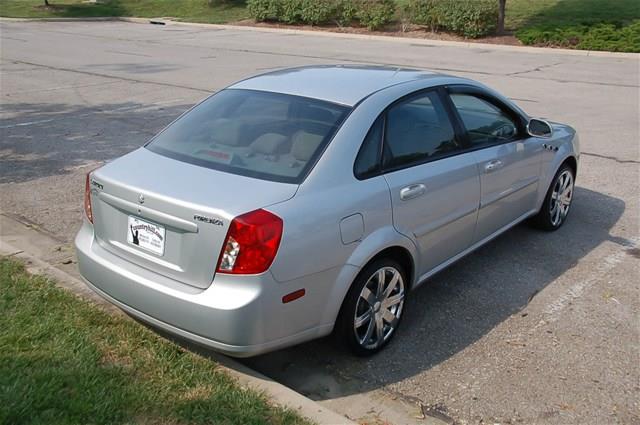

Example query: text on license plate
[127,216,165,256]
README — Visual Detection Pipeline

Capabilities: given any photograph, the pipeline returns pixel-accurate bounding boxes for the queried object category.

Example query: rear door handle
[484,159,503,173]
[400,183,426,201]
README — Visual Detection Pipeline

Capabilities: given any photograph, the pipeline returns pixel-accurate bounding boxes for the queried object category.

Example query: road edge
[1,16,638,59]
[0,214,354,425]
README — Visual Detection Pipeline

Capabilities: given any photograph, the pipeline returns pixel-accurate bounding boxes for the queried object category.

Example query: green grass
[0,258,310,425]
[0,0,638,51]
[0,0,249,24]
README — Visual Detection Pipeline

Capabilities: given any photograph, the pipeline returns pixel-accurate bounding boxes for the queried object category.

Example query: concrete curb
[2,16,638,59]
[0,213,354,425]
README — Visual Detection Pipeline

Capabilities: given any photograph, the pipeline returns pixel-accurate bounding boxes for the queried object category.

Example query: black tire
[335,258,408,356]
[531,164,575,231]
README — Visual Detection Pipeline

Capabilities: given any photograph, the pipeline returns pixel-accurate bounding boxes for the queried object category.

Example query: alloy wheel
[354,266,405,350]
[549,169,574,227]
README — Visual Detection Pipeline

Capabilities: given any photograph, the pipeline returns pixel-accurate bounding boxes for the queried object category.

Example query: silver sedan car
[76,65,579,357]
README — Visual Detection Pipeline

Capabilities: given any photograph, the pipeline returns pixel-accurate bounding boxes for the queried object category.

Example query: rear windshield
[146,89,350,183]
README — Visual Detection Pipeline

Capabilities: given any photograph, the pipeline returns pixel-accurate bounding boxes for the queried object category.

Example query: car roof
[228,65,454,106]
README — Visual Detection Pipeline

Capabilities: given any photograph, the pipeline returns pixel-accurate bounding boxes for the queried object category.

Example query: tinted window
[384,91,459,168]
[450,94,519,147]
[147,89,350,183]
[354,116,383,179]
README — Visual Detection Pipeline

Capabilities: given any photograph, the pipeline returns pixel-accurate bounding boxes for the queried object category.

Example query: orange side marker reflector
[282,289,305,304]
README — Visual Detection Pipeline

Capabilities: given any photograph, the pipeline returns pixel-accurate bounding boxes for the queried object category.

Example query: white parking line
[542,236,639,322]
[0,118,54,129]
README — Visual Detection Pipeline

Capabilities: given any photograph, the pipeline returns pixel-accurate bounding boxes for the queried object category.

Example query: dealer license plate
[127,216,165,256]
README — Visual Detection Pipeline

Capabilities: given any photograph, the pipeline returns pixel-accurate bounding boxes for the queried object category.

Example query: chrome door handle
[484,159,503,173]
[400,183,426,201]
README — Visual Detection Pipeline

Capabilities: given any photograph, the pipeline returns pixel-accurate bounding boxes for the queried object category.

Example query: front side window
[383,91,460,169]
[147,89,350,183]
[450,94,519,147]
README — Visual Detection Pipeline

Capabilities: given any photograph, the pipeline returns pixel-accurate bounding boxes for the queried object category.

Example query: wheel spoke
[382,308,395,323]
[376,269,386,297]
[355,309,372,328]
[553,203,561,224]
[556,176,564,193]
[375,313,384,342]
[384,271,399,298]
[383,292,404,309]
[360,287,376,306]
[361,316,375,344]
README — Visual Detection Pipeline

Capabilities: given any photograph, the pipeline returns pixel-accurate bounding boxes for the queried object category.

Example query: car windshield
[146,89,350,183]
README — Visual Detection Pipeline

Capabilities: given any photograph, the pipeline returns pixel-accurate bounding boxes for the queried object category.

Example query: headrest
[211,118,242,146]
[250,133,288,155]
[291,131,324,162]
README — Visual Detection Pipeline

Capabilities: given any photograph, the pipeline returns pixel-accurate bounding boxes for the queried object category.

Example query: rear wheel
[336,258,407,356]
[531,164,575,231]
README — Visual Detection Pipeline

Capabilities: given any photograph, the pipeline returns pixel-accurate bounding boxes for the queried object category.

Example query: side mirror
[527,118,553,138]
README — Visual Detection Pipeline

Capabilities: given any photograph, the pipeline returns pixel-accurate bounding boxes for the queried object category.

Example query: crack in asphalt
[510,73,638,88]
[4,59,212,94]
[581,151,640,164]
[506,61,565,76]
[105,49,153,58]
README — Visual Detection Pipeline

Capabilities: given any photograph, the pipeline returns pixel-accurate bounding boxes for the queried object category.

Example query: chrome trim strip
[99,192,198,233]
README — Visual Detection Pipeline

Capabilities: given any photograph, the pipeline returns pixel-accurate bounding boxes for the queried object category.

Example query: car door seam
[479,176,540,209]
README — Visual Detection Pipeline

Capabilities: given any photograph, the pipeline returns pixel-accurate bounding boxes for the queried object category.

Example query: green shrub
[279,0,304,24]
[355,0,396,30]
[299,0,336,25]
[335,0,358,26]
[247,0,395,29]
[405,0,498,38]
[404,0,439,30]
[247,0,280,21]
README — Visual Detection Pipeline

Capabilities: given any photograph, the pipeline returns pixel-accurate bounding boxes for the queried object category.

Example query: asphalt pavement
[1,20,638,424]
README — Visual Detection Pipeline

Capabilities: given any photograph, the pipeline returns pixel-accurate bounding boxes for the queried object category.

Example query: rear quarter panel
[266,174,413,326]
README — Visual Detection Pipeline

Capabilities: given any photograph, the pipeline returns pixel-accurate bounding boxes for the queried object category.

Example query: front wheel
[336,258,407,356]
[531,164,575,231]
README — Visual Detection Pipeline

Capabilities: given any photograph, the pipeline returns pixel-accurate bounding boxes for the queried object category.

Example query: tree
[497,0,506,34]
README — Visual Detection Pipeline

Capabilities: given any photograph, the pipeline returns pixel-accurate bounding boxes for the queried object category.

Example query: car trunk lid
[89,148,297,289]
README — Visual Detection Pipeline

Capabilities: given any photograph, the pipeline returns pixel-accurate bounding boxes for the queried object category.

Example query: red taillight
[84,172,93,223]
[216,209,283,275]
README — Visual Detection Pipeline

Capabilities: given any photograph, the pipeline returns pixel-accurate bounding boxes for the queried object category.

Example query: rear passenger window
[384,91,459,169]
[354,117,383,179]
[450,94,519,147]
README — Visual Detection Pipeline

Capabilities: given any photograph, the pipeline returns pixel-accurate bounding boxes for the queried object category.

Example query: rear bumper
[74,221,333,357]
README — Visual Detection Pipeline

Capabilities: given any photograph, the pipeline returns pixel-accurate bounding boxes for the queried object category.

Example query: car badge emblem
[138,194,145,204]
